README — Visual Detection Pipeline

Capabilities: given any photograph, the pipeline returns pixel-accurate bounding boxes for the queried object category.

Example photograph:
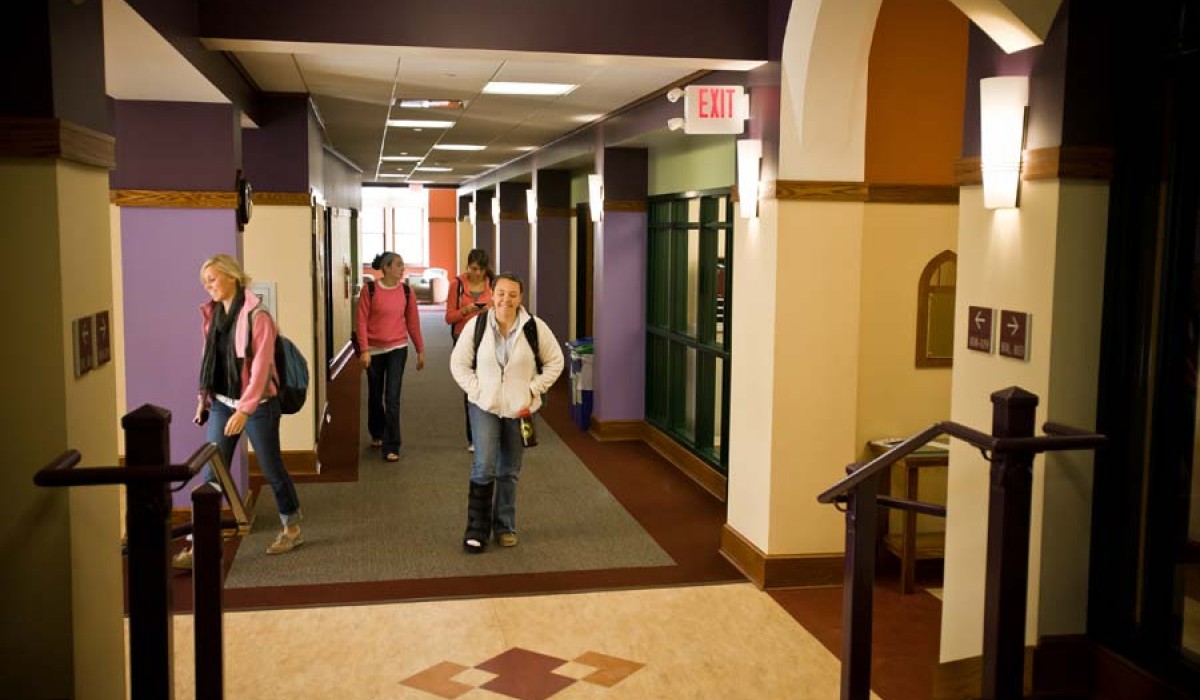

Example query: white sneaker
[467,444,475,453]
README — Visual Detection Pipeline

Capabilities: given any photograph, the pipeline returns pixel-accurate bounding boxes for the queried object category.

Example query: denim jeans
[204,397,301,526]
[468,403,524,534]
[367,346,408,455]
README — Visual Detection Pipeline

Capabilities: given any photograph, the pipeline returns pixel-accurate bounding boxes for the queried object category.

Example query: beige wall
[940,180,1107,662]
[858,204,957,535]
[648,137,735,196]
[243,205,318,451]
[1,160,125,698]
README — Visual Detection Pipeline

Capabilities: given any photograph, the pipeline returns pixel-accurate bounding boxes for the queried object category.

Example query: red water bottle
[518,408,538,447]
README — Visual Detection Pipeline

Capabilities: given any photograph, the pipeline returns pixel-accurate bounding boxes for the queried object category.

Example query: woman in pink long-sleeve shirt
[356,252,425,461]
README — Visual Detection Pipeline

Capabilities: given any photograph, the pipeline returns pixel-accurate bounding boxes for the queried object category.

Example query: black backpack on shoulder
[470,310,543,373]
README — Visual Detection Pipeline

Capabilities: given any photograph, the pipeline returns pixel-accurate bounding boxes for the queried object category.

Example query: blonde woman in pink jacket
[175,254,303,569]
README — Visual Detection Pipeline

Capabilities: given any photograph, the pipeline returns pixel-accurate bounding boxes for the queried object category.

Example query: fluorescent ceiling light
[415,166,452,172]
[432,144,486,151]
[395,98,465,109]
[381,156,423,162]
[483,81,577,96]
[377,173,407,178]
[387,119,455,129]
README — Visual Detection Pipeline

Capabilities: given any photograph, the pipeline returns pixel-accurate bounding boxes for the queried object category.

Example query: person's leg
[492,416,525,541]
[382,347,408,458]
[464,403,499,552]
[178,401,240,568]
[244,399,303,554]
[366,354,385,446]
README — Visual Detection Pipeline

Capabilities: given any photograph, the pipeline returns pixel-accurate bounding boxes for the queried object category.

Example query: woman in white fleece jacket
[449,272,564,553]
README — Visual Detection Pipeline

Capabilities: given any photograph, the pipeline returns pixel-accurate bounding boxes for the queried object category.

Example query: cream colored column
[940,180,1109,663]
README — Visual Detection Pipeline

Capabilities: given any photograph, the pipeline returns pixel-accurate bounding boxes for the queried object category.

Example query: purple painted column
[243,95,310,191]
[497,181,530,285]
[473,189,495,265]
[593,148,648,422]
[534,169,571,344]
[113,100,243,507]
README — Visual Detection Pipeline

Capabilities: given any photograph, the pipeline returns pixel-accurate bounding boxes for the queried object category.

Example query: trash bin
[566,338,594,430]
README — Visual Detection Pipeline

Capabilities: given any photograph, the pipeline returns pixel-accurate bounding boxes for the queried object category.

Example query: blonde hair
[199,253,251,287]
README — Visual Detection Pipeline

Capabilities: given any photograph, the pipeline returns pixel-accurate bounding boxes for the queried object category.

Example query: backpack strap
[367,279,376,299]
[402,282,411,304]
[246,307,279,389]
[470,311,543,374]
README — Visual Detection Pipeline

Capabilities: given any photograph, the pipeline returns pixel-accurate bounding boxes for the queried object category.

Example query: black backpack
[248,309,309,415]
[352,279,413,355]
[471,310,543,374]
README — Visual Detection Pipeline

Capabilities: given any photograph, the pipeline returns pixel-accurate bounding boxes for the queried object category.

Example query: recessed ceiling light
[432,144,485,151]
[395,98,466,110]
[415,166,453,172]
[574,114,603,123]
[515,146,537,152]
[386,119,455,129]
[378,173,407,178]
[483,81,577,96]
[381,156,423,162]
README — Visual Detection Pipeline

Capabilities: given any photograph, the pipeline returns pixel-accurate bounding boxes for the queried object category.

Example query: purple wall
[121,208,245,506]
[535,170,571,344]
[498,182,530,284]
[111,101,237,191]
[474,190,496,263]
[244,95,310,192]
[593,211,647,421]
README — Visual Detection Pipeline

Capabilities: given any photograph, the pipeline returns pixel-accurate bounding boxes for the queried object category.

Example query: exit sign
[683,85,749,134]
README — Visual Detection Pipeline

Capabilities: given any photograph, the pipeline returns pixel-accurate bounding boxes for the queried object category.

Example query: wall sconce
[980,76,1029,210]
[468,201,476,225]
[491,197,500,226]
[526,189,537,224]
[736,139,762,219]
[588,173,604,223]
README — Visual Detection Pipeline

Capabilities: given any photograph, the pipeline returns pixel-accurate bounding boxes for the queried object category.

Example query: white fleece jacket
[449,308,565,419]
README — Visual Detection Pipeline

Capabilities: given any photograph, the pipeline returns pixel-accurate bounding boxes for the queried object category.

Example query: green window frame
[646,190,733,474]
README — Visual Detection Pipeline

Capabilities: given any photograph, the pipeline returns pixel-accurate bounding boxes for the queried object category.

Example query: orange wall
[429,189,458,273]
[865,0,969,184]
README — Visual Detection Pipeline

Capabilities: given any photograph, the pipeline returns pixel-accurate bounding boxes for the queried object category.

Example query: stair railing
[816,387,1106,700]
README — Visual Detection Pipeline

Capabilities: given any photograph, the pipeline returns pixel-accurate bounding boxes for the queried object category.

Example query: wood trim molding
[932,649,1033,700]
[588,416,644,442]
[720,524,843,589]
[770,180,868,202]
[110,189,237,209]
[641,423,727,501]
[499,211,528,221]
[604,199,647,213]
[0,117,115,169]
[253,191,310,207]
[537,207,574,219]
[429,216,458,223]
[250,449,319,476]
[867,183,959,204]
[955,146,1115,186]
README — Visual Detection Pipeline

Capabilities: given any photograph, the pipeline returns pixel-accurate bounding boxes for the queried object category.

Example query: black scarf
[199,290,245,397]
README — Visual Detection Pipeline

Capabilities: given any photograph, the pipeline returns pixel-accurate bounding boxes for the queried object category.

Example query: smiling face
[201,265,238,305]
[492,277,523,320]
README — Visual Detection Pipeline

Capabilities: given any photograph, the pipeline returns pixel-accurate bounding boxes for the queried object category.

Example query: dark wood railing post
[121,404,175,700]
[192,483,224,700]
[981,387,1038,700]
[840,466,879,700]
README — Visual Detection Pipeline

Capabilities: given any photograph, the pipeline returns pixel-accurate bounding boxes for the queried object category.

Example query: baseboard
[932,649,1033,700]
[719,523,843,589]
[641,423,727,501]
[250,449,319,476]
[587,416,644,441]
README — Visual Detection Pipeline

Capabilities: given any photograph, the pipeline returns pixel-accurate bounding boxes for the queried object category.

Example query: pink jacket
[198,290,277,415]
[444,273,492,338]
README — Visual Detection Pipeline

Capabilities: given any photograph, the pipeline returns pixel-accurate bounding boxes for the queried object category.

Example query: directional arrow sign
[967,306,994,353]
[999,310,1030,360]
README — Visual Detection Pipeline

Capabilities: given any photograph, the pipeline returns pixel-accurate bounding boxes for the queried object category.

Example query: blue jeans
[468,403,524,534]
[367,347,408,455]
[204,398,301,526]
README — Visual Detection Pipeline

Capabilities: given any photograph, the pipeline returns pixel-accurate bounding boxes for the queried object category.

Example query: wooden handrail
[34,443,216,487]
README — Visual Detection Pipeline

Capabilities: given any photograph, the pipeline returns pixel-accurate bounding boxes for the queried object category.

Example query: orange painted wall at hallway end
[429,188,457,273]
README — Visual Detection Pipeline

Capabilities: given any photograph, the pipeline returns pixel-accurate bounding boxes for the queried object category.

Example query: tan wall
[941,180,1107,662]
[243,205,318,451]
[858,204,957,535]
[1,160,125,698]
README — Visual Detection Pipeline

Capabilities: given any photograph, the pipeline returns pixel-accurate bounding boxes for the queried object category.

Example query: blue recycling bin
[566,338,594,430]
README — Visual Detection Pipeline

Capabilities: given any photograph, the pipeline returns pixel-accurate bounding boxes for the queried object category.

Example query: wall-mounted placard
[999,310,1031,361]
[73,316,94,377]
[95,310,111,365]
[967,306,994,353]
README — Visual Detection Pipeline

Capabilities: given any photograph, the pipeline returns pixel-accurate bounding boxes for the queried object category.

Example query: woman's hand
[359,352,371,369]
[193,401,209,426]
[224,410,247,437]
[416,352,426,371]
